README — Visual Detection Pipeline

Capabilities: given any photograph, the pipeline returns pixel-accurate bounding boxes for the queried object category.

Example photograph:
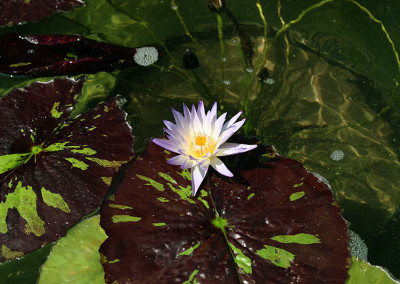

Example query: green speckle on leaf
[228,242,252,274]
[153,222,166,227]
[0,153,30,175]
[45,142,69,152]
[212,216,228,230]
[157,197,170,202]
[200,190,208,197]
[293,182,304,188]
[166,183,196,204]
[271,233,321,244]
[1,245,24,260]
[198,197,209,208]
[41,187,71,213]
[247,193,255,200]
[0,181,45,236]
[50,102,63,118]
[93,114,101,119]
[164,150,170,155]
[65,157,89,170]
[86,157,126,169]
[31,145,43,155]
[290,191,305,201]
[158,172,177,184]
[108,204,133,210]
[101,176,112,185]
[87,126,97,131]
[177,169,191,180]
[183,269,199,284]
[136,174,165,191]
[108,259,120,264]
[71,147,97,155]
[112,215,141,223]
[9,62,31,68]
[256,245,295,268]
[179,243,200,256]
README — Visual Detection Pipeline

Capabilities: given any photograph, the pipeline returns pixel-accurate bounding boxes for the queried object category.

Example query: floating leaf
[0,34,158,77]
[0,77,134,262]
[0,0,84,27]
[100,141,350,283]
[347,257,399,284]
[38,215,107,284]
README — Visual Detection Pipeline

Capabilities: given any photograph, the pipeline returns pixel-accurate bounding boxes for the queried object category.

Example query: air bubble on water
[330,149,345,161]
[222,80,230,85]
[245,68,253,74]
[349,230,368,261]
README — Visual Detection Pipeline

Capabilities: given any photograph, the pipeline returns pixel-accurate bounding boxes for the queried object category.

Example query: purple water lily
[153,101,257,195]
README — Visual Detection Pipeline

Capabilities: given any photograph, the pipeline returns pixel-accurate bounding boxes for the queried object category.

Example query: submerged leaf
[100,141,350,283]
[0,34,158,77]
[0,77,134,262]
[0,0,84,27]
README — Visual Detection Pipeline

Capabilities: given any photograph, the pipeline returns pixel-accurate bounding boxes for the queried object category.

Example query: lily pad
[0,34,157,77]
[100,141,350,283]
[347,256,399,284]
[38,215,107,284]
[0,0,84,27]
[0,77,134,262]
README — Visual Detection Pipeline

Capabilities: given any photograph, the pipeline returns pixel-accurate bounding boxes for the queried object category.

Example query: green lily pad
[347,256,399,284]
[100,141,350,283]
[0,77,134,262]
[38,215,107,284]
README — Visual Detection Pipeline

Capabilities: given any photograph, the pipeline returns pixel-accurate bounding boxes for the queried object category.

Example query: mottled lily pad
[0,77,134,262]
[100,141,350,283]
[0,34,154,77]
[0,0,84,27]
[347,257,399,284]
[38,215,107,284]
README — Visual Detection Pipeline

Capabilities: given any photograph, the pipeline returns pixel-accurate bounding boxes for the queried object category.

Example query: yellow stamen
[195,135,207,146]
[191,133,215,158]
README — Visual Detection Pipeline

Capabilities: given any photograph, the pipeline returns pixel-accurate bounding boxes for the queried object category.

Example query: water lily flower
[152,101,257,196]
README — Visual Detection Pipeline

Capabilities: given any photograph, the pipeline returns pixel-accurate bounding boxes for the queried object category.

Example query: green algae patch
[0,153,30,175]
[0,181,45,236]
[71,147,97,155]
[289,191,305,201]
[158,172,177,184]
[271,233,321,245]
[256,245,295,269]
[183,270,199,284]
[136,174,165,191]
[86,157,126,169]
[112,215,141,223]
[50,102,63,118]
[41,187,71,213]
[108,204,133,210]
[157,197,170,202]
[179,243,200,256]
[228,242,252,274]
[65,158,89,170]
[38,215,107,284]
[1,245,24,261]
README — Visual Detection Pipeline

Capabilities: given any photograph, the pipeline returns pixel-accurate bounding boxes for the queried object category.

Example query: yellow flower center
[191,133,215,158]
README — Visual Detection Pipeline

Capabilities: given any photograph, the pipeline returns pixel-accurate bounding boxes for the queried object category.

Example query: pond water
[0,0,399,282]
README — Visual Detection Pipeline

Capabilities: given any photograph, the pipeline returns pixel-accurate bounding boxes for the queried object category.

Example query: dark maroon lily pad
[100,141,350,283]
[0,77,134,262]
[0,34,157,77]
[0,0,84,27]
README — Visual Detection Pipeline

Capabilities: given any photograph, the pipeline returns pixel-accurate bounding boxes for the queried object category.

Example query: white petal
[199,158,210,170]
[163,120,176,130]
[198,101,206,125]
[212,112,227,140]
[167,154,188,166]
[183,103,191,120]
[181,159,196,169]
[210,156,233,177]
[215,142,257,156]
[191,165,208,196]
[152,138,179,153]
[215,118,246,149]
[222,111,242,131]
